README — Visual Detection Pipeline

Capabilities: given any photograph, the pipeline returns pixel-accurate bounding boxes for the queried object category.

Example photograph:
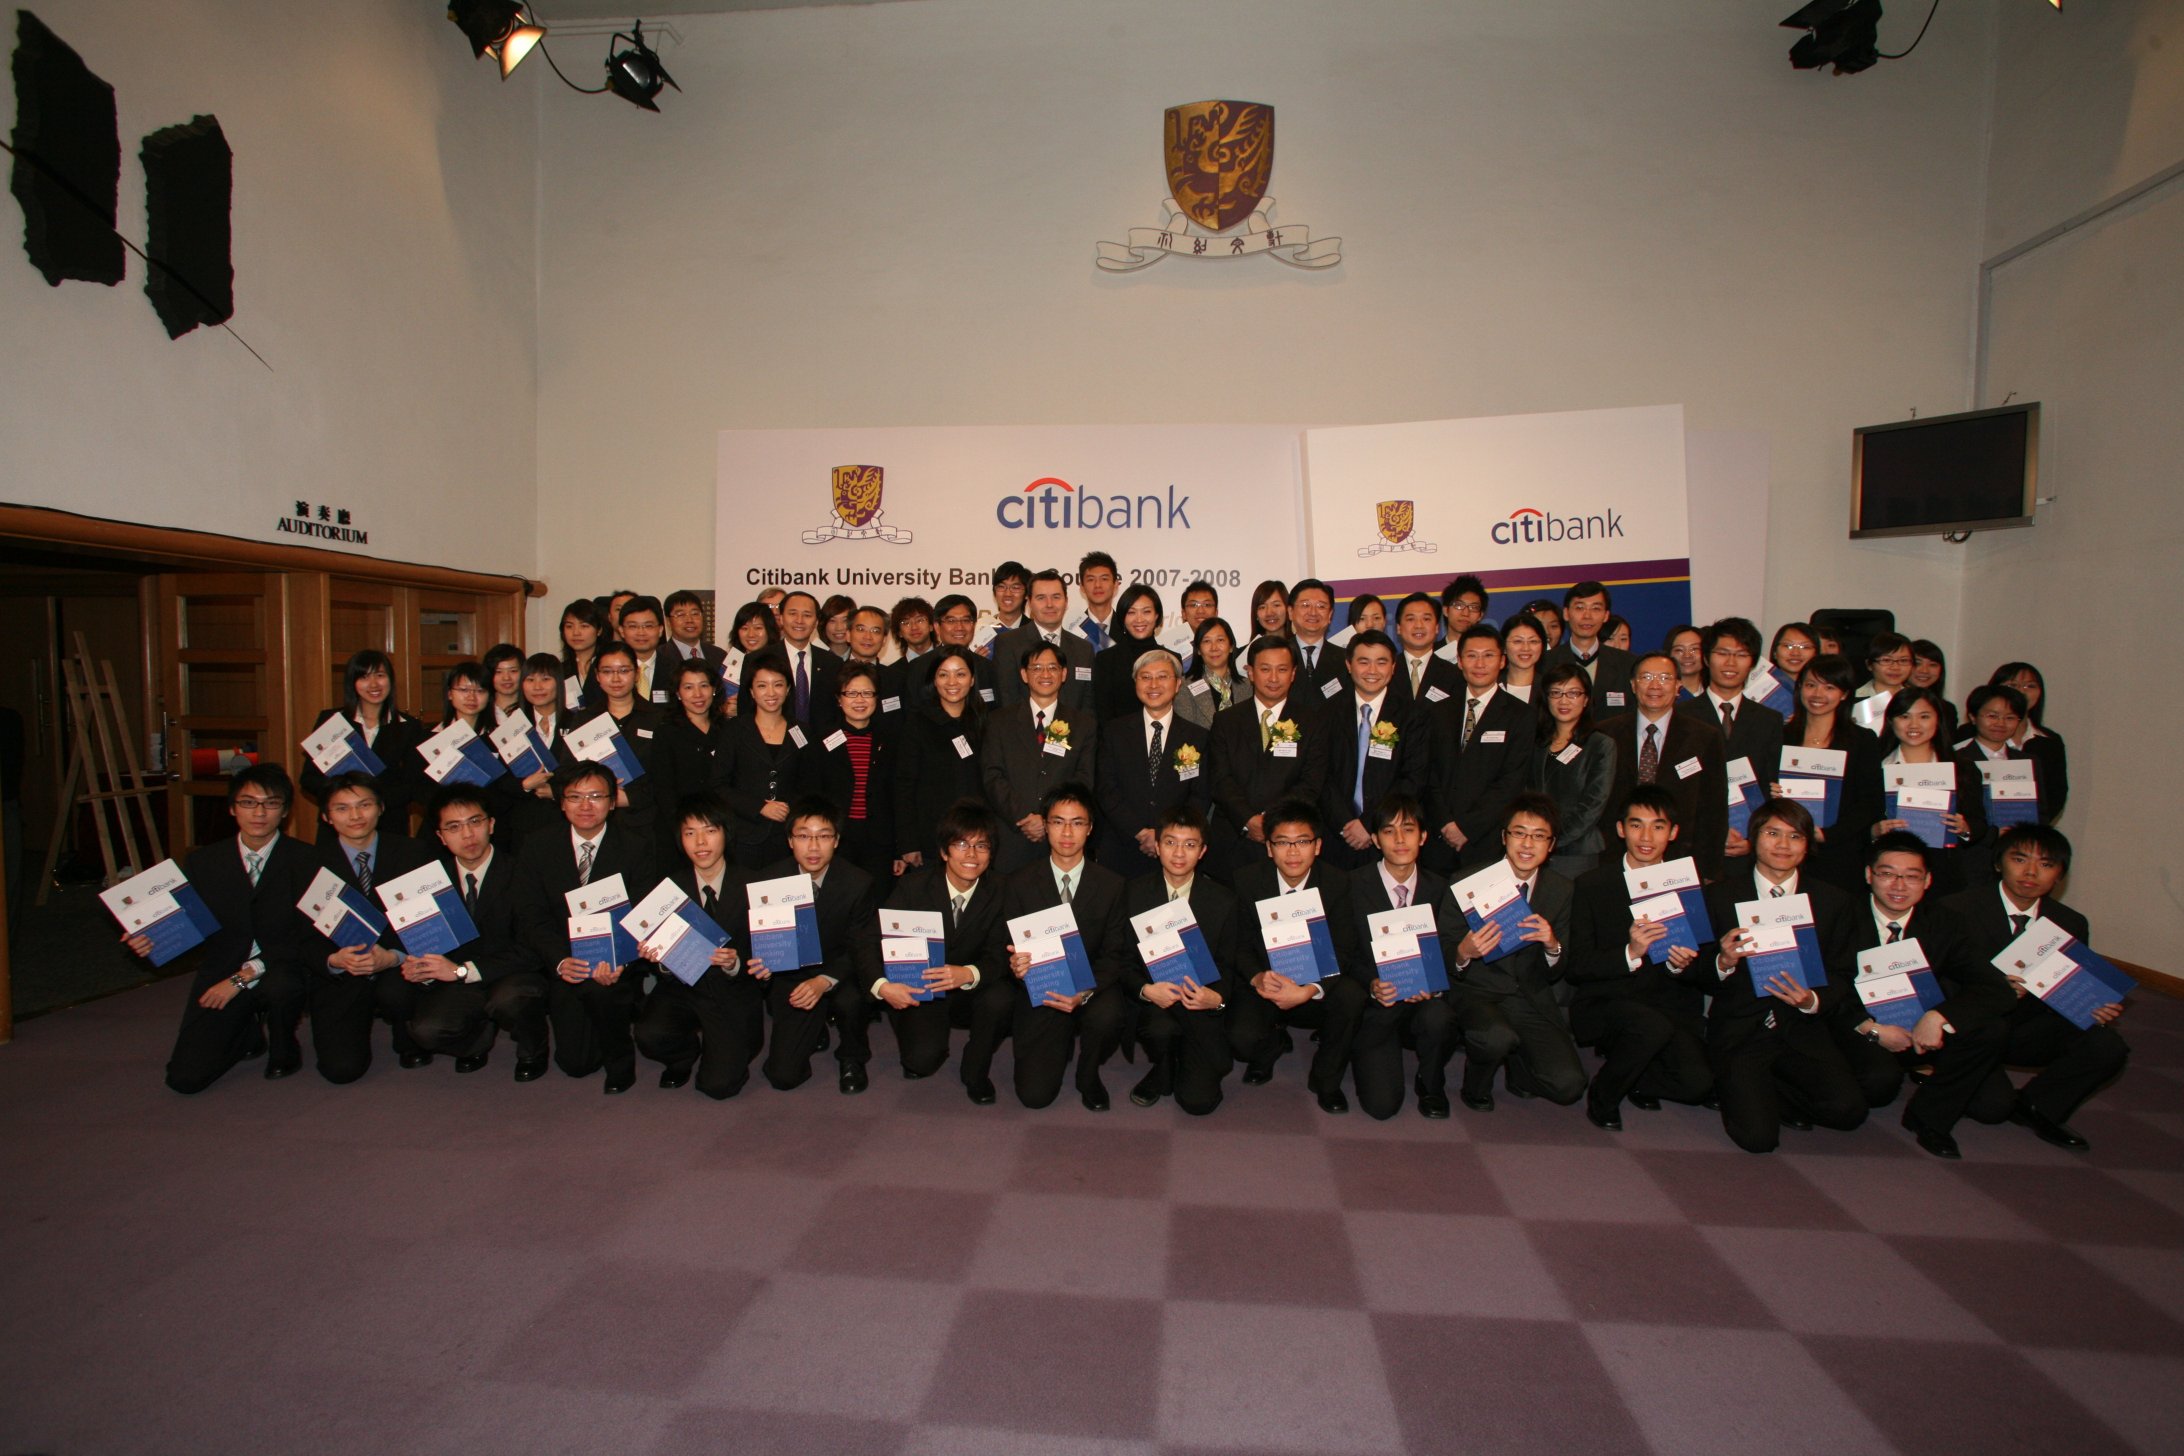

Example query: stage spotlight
[605,20,679,111]
[448,1,544,77]
[1781,0,1883,75]
[496,16,547,78]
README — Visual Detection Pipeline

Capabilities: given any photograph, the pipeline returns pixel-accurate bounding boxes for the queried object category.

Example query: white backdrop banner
[716,425,1307,636]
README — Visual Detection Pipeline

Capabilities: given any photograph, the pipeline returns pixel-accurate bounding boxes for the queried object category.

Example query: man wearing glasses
[753,798,883,1095]
[307,771,433,1082]
[874,800,1011,1090]
[1597,651,1728,879]
[156,764,317,1093]
[1678,616,1784,871]
[980,640,1100,874]
[516,762,659,1094]
[1446,795,1584,1111]
[1437,574,1491,651]
[999,784,1132,1110]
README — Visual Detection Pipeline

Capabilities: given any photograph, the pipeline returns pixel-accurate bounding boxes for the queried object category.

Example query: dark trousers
[1570,995,1713,1116]
[310,968,418,1084]
[1010,987,1129,1108]
[1966,995,2131,1125]
[1709,1015,1867,1154]
[1138,998,1234,1115]
[405,971,549,1062]
[1445,981,1587,1104]
[164,965,305,1094]
[636,968,766,1098]
[764,972,872,1090]
[958,971,1020,1088]
[1833,1015,2009,1134]
[1228,974,1368,1097]
[1350,996,1456,1119]
[883,985,996,1080]
[547,973,640,1079]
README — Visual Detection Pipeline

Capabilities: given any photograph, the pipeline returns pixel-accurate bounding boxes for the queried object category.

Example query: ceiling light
[605,20,678,112]
[494,17,546,78]
[1781,0,1884,75]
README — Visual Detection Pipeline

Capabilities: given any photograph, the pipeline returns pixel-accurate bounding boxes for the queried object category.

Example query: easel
[37,632,164,904]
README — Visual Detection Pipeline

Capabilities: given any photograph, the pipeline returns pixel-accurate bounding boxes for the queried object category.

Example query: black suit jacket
[1121,870,1241,993]
[659,860,755,968]
[514,821,660,969]
[1094,710,1214,870]
[651,713,736,854]
[1345,863,1459,988]
[1289,637,1352,706]
[979,700,1098,825]
[1940,883,2088,964]
[311,829,433,961]
[1208,696,1330,842]
[1386,651,1466,715]
[1229,859,1368,984]
[1680,695,1785,801]
[1451,867,1572,998]
[1001,858,1131,992]
[436,848,540,983]
[990,624,1094,712]
[1319,692,1427,836]
[796,718,897,851]
[666,638,729,675]
[891,707,987,859]
[1566,859,1708,1016]
[178,833,319,986]
[1542,642,1637,715]
[1842,899,2014,1033]
[1696,866,1857,1032]
[299,708,428,837]
[883,865,1010,993]
[1091,635,1169,726]
[1424,687,1534,861]
[777,642,843,735]
[757,855,882,988]
[1597,710,1729,880]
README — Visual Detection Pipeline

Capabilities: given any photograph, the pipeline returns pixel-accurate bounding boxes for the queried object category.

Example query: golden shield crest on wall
[831,465,885,528]
[1164,100,1274,233]
[1376,500,1415,544]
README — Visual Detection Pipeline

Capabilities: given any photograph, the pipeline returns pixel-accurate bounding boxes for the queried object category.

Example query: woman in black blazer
[1090,584,1168,727]
[1870,684,1986,898]
[892,647,988,871]
[417,659,524,835]
[1531,664,1617,879]
[653,657,736,856]
[493,652,569,850]
[1775,653,1884,895]
[1953,682,2062,826]
[300,649,428,840]
[560,641,664,849]
[1978,660,2069,821]
[720,650,805,871]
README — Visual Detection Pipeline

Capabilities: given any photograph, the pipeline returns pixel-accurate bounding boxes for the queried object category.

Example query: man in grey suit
[981,639,1099,873]
[992,569,1094,712]
[1540,581,1636,717]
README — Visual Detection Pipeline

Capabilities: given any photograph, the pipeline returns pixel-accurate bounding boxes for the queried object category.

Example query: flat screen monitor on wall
[1850,403,2039,539]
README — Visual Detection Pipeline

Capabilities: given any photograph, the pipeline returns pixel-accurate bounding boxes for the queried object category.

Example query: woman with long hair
[1977,660,2068,820]
[721,650,805,870]
[892,646,988,872]
[1871,683,1984,896]
[1092,583,1167,725]
[1177,617,1240,728]
[1500,613,1549,703]
[1248,579,1289,640]
[299,649,427,840]
[1775,653,1882,892]
[654,657,736,855]
[558,598,609,712]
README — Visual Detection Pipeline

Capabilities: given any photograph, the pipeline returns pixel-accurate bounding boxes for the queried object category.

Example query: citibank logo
[1491,505,1625,545]
[995,476,1194,530]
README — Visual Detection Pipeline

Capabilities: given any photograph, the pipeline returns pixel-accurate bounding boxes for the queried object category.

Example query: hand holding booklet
[1993,916,2136,1030]
[1892,782,1954,850]
[626,879,732,986]
[1129,898,1218,986]
[100,859,224,966]
[746,872,819,971]
[299,866,389,955]
[565,872,638,968]
[377,861,479,958]
[1622,857,1714,950]
[1008,904,1095,1003]
[1778,745,1846,828]
[1854,942,1945,1029]
[420,718,507,786]
[1741,922,1815,997]
[1368,903,1446,998]
[563,713,644,786]
[879,907,947,1001]
[301,713,385,778]
[489,713,557,781]
[1977,759,2040,828]
[1735,891,1828,990]
[1253,887,1339,984]
[1453,861,1529,963]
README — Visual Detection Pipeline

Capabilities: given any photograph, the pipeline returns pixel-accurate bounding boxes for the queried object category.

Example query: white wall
[1961,0,2184,964]
[0,0,538,578]
[533,0,1996,640]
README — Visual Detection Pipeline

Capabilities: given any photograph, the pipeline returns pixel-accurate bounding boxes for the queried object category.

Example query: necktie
[1059,871,1074,905]
[702,883,719,917]
[355,850,373,896]
[245,850,264,886]
[1354,703,1372,813]
[1259,708,1272,751]
[793,650,811,722]
[1770,884,1786,899]
[1462,697,1480,748]
[2009,913,2028,937]
[1304,646,1317,674]
[1886,920,1903,943]
[950,891,967,929]
[1638,723,1660,783]
[464,872,480,917]
[1084,619,1106,652]
[1148,720,1164,789]
[576,840,595,885]
[1518,880,1531,903]
[1410,658,1424,695]
[1720,699,1737,737]
[1393,882,1410,909]
[1170,885,1185,902]
[1043,631,1058,647]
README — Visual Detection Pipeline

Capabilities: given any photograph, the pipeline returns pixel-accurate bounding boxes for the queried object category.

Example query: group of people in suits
[145,567,2127,1161]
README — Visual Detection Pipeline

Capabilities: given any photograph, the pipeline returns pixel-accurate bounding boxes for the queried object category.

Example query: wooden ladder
[37,631,165,904]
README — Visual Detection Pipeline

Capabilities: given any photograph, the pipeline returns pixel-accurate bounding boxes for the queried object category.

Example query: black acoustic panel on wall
[141,114,232,337]
[9,8,124,286]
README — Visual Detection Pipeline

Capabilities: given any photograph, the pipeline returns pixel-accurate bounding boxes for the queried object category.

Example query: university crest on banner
[802,465,914,544]
[1357,500,1437,557]
[1097,101,1341,272]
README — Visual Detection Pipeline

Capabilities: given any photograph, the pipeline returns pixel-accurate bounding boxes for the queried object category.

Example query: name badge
[952,735,974,760]
[1424,686,1449,703]
[1271,740,1298,759]
[1042,739,1070,757]
[650,690,669,704]
[788,726,809,749]
[823,729,848,751]
[881,696,902,714]
[1368,741,1394,760]
[1321,679,1343,699]
[563,679,582,710]
[1177,765,1200,781]
[1074,666,1093,681]
[1674,756,1702,780]
[979,688,996,703]
[1479,730,1506,744]
[1555,742,1583,765]
[1603,691,1626,708]
[1188,679,1211,697]
[635,727,653,739]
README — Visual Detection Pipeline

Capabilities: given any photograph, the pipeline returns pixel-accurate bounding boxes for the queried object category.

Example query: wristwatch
[1859,1023,1882,1044]
[229,973,251,992]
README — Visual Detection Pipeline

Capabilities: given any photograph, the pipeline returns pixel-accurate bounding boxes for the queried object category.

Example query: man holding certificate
[1697,798,1867,1154]
[1597,651,1729,880]
[1831,833,2014,1159]
[1122,804,1239,1114]
[1227,799,1368,1115]
[631,795,759,1098]
[1566,786,1714,1131]
[873,800,1012,1089]
[1345,794,1458,1121]
[1676,618,1783,872]
[1445,795,1582,1111]
[1000,784,1132,1110]
[153,764,319,1093]
[306,772,434,1083]
[751,798,883,1095]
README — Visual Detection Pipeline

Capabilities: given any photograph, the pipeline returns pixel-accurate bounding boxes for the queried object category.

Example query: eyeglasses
[1546,688,1588,702]
[438,814,492,833]
[563,791,612,804]
[1708,648,1753,662]
[1871,868,1927,885]
[948,839,993,854]
[1504,827,1554,844]
[840,689,877,700]
[1634,672,1677,685]
[233,797,285,811]
[789,829,839,845]
[1269,836,1317,850]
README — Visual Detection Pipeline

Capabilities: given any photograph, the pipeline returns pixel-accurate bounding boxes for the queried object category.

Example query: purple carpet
[4,978,2182,1455]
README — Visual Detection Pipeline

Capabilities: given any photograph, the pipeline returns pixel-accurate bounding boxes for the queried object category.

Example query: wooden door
[156,572,297,851]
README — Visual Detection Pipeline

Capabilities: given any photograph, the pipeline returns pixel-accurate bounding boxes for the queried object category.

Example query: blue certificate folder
[101,861,224,967]
[1854,944,1945,1029]
[1979,761,2041,828]
[428,734,508,787]
[748,874,821,971]
[883,939,946,1002]
[1255,888,1340,985]
[1630,893,1699,966]
[1009,905,1097,1001]
[637,898,732,987]
[1779,746,1846,829]
[491,721,556,782]
[1129,902,1220,986]
[303,715,388,780]
[1454,865,1531,964]
[300,868,389,956]
[2040,946,2136,1030]
[387,886,480,958]
[1742,925,1819,996]
[1727,779,1764,838]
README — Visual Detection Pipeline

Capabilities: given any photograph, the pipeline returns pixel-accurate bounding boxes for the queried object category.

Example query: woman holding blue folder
[1774,654,1881,895]
[1870,686,1985,897]
[300,649,427,841]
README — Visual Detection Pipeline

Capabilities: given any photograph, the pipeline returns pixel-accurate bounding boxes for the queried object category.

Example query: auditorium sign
[1096,101,1342,272]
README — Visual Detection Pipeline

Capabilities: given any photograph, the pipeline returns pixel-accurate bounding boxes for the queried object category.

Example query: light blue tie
[1354,703,1372,814]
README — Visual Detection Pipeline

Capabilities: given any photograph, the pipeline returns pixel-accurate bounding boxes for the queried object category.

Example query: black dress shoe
[1504,1080,1537,1101]
[1780,1112,1814,1132]
[839,1062,868,1095]
[603,1067,635,1095]
[965,1076,998,1106]
[1130,1068,1167,1108]
[1627,1092,1662,1112]
[263,1060,300,1081]
[399,1051,435,1070]
[1460,1089,1495,1113]
[1241,1063,1275,1086]
[1700,1095,1721,1110]
[2011,1103,2091,1151]
[1081,1080,1111,1112]
[902,1066,928,1080]
[1417,1092,1451,1120]
[1903,1109,1960,1159]
[513,1055,549,1083]
[1587,1106,1625,1132]
[455,1054,489,1075]
[659,1064,693,1090]
[1317,1087,1350,1115]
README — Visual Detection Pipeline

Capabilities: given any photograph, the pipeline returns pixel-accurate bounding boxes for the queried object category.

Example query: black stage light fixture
[448,0,545,77]
[1782,0,1884,75]
[605,20,677,111]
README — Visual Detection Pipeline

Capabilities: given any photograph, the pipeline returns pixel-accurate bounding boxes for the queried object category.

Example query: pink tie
[1394,883,1410,908]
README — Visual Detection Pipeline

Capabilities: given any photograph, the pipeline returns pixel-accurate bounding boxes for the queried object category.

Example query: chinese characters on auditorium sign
[276,501,368,545]
[1096,101,1342,272]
